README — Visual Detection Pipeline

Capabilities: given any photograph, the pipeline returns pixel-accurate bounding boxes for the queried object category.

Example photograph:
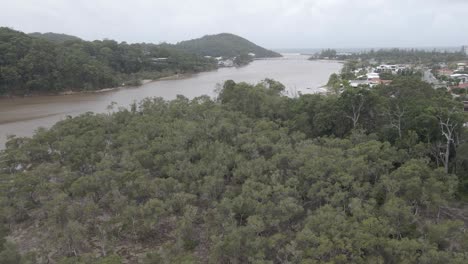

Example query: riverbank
[0,55,342,149]
[0,73,194,99]
[0,56,289,100]
[56,79,156,96]
[308,58,346,64]
[0,66,251,99]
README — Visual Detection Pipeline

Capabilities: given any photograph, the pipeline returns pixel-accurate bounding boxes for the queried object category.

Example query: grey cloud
[1,0,467,48]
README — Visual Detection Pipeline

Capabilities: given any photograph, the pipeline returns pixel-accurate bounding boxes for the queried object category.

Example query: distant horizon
[274,46,465,53]
[2,0,468,49]
[6,26,466,54]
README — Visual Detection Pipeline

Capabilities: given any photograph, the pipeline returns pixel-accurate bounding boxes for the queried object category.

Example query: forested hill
[1,78,467,263]
[0,27,218,96]
[28,32,82,43]
[0,29,280,96]
[1,29,279,96]
[176,33,282,58]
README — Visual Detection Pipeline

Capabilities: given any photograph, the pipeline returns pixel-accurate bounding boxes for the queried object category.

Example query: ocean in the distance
[275,46,463,55]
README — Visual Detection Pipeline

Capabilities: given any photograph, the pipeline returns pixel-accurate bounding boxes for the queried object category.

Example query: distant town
[312,46,468,112]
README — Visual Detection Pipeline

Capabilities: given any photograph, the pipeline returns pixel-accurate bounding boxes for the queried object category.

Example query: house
[349,78,392,88]
[151,57,168,61]
[439,62,448,68]
[368,78,381,85]
[438,68,454,76]
[248,52,256,57]
[366,72,380,79]
[218,59,234,67]
[451,73,468,83]
[150,58,168,64]
[377,65,397,72]
[457,63,467,72]
[350,80,370,87]
[376,64,409,74]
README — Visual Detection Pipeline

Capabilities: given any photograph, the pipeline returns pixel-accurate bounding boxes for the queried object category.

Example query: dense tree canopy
[28,32,82,44]
[318,49,337,59]
[345,49,466,65]
[0,27,218,95]
[176,33,281,58]
[0,77,467,263]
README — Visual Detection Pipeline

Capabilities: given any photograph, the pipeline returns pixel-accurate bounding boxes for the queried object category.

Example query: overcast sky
[1,0,468,49]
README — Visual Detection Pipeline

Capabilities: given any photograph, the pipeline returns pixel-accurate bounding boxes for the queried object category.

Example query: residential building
[218,59,234,67]
[451,73,468,83]
[366,72,380,79]
[377,65,397,72]
[150,58,168,64]
[349,78,392,88]
[350,80,370,87]
[438,68,454,76]
[376,64,408,74]
[457,63,466,72]
[368,78,381,85]
[151,57,168,61]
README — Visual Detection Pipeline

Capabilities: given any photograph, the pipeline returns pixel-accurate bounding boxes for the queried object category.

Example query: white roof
[349,80,370,87]
[367,73,380,78]
[451,74,468,78]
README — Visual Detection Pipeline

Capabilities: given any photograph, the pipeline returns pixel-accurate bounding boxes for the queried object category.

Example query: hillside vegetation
[5,27,288,96]
[0,29,277,96]
[0,27,217,96]
[313,48,466,65]
[0,78,467,263]
[28,32,82,43]
[176,33,281,58]
[0,28,222,96]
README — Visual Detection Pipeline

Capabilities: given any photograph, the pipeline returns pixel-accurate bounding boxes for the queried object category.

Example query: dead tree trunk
[438,111,459,174]
[347,96,365,128]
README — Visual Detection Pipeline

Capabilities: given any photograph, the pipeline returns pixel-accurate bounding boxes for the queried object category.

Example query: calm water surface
[0,54,341,148]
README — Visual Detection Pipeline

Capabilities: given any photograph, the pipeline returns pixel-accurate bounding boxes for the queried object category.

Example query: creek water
[0,54,341,148]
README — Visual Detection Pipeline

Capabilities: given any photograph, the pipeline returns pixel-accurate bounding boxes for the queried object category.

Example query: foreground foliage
[0,79,467,263]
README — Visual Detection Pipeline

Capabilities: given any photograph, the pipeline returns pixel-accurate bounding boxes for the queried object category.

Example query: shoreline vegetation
[0,78,160,99]
[59,72,199,96]
[0,56,339,100]
[0,28,280,98]
[0,63,257,99]
[309,48,466,63]
[57,74,191,96]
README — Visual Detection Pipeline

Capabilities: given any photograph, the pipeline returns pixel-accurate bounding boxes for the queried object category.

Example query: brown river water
[0,54,341,148]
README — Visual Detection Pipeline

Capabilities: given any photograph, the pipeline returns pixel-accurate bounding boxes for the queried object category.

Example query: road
[422,69,447,89]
